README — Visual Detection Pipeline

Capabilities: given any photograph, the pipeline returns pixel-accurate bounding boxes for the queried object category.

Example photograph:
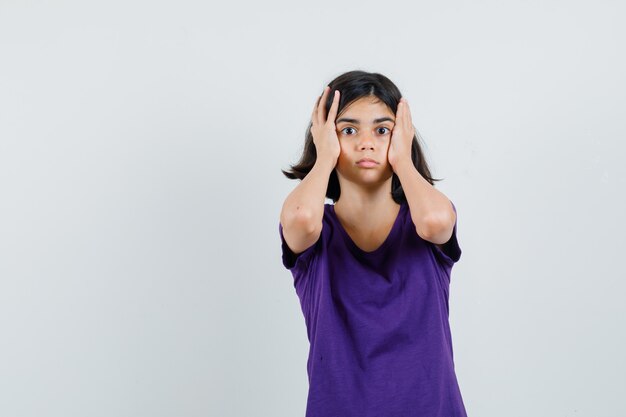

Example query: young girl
[279,70,467,417]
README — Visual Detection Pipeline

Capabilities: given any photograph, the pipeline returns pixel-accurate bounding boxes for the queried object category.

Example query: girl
[279,70,467,417]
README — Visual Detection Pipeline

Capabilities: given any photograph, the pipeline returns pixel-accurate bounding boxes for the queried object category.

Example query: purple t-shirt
[279,199,467,417]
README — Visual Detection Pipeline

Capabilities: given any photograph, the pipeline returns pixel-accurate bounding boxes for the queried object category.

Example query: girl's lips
[356,161,378,168]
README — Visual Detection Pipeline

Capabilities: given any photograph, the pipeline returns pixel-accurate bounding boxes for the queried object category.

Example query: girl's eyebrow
[336,117,395,124]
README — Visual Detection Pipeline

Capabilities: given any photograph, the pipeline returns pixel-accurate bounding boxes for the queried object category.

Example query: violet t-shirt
[278,199,467,417]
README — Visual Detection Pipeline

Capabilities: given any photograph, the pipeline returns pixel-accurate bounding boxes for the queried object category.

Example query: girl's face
[334,96,397,186]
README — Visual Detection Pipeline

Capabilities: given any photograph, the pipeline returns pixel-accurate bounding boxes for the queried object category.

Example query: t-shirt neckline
[329,201,405,256]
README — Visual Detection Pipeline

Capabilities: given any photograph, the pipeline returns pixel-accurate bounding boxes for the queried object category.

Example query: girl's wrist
[314,154,337,171]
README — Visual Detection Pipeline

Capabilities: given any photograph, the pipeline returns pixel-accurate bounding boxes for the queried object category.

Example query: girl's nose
[358,135,375,149]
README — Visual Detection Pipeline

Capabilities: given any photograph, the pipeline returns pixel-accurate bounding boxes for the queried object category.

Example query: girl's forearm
[281,155,336,231]
[394,158,454,239]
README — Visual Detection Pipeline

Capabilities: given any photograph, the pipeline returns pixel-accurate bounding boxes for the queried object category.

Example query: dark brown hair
[281,70,442,204]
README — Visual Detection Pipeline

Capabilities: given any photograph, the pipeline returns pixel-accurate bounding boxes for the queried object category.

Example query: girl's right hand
[311,86,341,165]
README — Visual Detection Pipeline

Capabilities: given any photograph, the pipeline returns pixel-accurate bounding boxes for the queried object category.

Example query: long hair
[281,70,442,204]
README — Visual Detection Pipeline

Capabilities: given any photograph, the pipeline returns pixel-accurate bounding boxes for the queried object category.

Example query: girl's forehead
[341,97,392,113]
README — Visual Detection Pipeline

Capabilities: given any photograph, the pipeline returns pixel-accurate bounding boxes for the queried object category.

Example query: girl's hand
[311,86,341,165]
[388,98,415,171]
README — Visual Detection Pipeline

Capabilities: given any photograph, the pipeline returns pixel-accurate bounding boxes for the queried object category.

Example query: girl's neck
[333,194,399,228]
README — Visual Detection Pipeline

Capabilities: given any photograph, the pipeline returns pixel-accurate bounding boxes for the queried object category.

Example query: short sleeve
[279,221,319,271]
[431,200,462,266]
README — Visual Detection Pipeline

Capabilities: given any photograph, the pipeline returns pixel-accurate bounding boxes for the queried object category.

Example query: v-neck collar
[329,201,405,256]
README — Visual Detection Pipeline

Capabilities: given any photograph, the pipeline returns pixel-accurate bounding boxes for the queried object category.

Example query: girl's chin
[336,167,392,180]
[348,172,393,183]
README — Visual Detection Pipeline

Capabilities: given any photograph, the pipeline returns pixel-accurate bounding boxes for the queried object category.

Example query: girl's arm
[388,98,456,246]
[279,155,336,255]
[393,158,457,246]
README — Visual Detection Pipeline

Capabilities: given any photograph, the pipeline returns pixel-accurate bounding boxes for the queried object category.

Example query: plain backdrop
[1,0,625,416]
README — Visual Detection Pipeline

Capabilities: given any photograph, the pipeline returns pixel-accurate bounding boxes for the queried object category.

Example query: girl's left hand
[387,98,415,171]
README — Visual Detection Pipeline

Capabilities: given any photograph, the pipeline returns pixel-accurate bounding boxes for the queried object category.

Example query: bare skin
[280,86,454,257]
[332,95,453,252]
[332,96,400,252]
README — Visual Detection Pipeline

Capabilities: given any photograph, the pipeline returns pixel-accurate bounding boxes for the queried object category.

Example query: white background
[1,0,625,416]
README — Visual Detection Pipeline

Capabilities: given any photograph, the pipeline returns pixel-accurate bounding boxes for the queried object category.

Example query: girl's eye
[340,127,390,135]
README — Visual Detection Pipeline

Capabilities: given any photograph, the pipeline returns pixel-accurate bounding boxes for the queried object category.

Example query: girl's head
[282,70,441,204]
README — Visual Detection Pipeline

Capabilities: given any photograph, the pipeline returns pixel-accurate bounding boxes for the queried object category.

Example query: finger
[326,90,340,124]
[311,94,320,125]
[312,87,325,125]
[399,98,408,128]
[403,99,413,127]
[312,87,326,125]
[316,86,330,125]
[396,99,403,123]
